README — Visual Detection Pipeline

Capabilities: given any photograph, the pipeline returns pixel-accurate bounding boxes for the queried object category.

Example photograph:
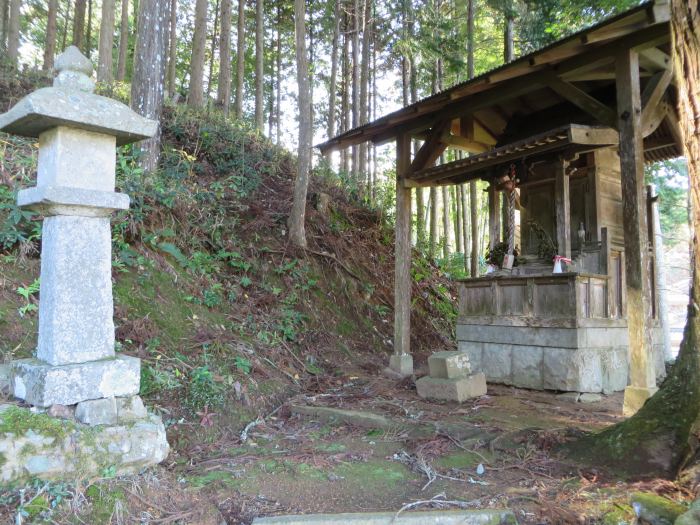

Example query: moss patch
[0,406,74,439]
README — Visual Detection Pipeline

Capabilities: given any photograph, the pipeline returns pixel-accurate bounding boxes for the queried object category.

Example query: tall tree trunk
[467,0,478,275]
[442,185,451,259]
[166,0,177,96]
[275,0,281,143]
[429,187,438,259]
[6,0,19,66]
[289,0,311,247]
[504,10,514,62]
[72,0,86,49]
[340,3,349,173]
[188,0,208,108]
[351,0,360,179]
[61,0,72,52]
[206,0,220,102]
[254,0,264,129]
[85,0,93,55]
[131,0,170,172]
[217,0,232,113]
[0,0,7,54]
[454,185,463,255]
[234,0,245,117]
[44,0,59,70]
[568,0,700,479]
[97,0,115,82]
[461,183,470,270]
[116,0,128,80]
[359,0,371,189]
[327,0,340,140]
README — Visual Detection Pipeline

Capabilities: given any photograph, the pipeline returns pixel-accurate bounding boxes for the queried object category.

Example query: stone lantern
[0,47,167,480]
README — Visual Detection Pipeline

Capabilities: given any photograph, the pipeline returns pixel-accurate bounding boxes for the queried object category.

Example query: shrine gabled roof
[317,0,673,155]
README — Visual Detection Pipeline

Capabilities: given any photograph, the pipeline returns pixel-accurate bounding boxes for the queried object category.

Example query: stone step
[253,509,517,524]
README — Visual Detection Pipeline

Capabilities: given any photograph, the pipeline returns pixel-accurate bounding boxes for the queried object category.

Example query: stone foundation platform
[0,404,168,484]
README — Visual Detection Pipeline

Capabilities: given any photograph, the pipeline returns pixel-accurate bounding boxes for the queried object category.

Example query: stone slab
[458,342,483,373]
[416,373,487,403]
[428,351,472,379]
[117,395,148,423]
[0,80,157,146]
[291,406,396,430]
[253,509,517,524]
[75,397,118,426]
[0,407,168,483]
[37,215,116,366]
[11,355,140,407]
[511,346,543,390]
[37,126,116,192]
[389,354,413,377]
[18,185,130,216]
[481,344,512,385]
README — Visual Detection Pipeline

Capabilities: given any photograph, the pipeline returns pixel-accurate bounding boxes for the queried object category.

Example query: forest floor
[29,374,694,525]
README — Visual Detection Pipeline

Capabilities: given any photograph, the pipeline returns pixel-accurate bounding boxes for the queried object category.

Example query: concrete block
[579,393,602,403]
[389,354,413,377]
[0,364,10,395]
[76,397,117,426]
[252,509,518,525]
[117,395,148,423]
[458,342,482,373]
[511,346,543,390]
[416,373,487,403]
[37,215,115,366]
[577,349,603,393]
[12,355,140,407]
[457,324,580,348]
[555,392,580,402]
[482,344,512,384]
[428,351,471,379]
[623,386,658,416]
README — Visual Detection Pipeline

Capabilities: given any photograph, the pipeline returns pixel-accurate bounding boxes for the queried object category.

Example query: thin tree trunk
[327,0,340,140]
[461,183,470,270]
[455,185,463,255]
[359,0,371,189]
[166,0,177,96]
[116,0,128,80]
[340,4,349,173]
[217,0,232,113]
[289,0,311,247]
[131,0,170,172]
[44,0,59,70]
[234,0,245,118]
[467,0,478,275]
[0,0,7,53]
[85,0,93,55]
[72,0,86,49]
[188,0,208,107]
[61,0,72,52]
[6,0,19,66]
[351,0,360,179]
[442,185,451,259]
[275,0,281,143]
[429,187,438,258]
[504,12,514,62]
[97,0,115,82]
[254,0,264,129]
[206,0,220,102]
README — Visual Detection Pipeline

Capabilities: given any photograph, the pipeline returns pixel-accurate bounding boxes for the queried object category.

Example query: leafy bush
[185,366,225,412]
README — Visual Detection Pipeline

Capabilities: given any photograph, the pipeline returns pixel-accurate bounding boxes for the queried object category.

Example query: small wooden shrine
[318,0,682,413]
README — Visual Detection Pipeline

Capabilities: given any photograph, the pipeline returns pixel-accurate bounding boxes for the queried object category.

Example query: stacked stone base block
[416,373,487,403]
[389,353,413,377]
[417,351,487,403]
[12,355,140,407]
[457,323,666,394]
[0,405,169,484]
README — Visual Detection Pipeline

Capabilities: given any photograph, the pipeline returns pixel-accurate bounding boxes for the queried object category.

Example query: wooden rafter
[409,120,450,173]
[641,66,673,127]
[544,72,617,128]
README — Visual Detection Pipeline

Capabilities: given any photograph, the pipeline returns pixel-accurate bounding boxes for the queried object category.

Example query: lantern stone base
[0,404,169,484]
[11,355,140,407]
[416,373,487,403]
[388,354,414,377]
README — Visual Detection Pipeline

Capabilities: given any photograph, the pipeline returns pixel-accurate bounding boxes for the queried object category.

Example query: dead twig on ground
[392,493,481,522]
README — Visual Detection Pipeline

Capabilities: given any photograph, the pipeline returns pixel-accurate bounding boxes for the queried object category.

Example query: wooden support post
[554,158,571,259]
[616,48,657,415]
[488,182,501,251]
[389,132,413,377]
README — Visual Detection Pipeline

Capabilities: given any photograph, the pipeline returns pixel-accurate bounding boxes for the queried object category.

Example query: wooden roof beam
[640,47,671,71]
[409,121,450,173]
[544,72,617,128]
[641,66,673,131]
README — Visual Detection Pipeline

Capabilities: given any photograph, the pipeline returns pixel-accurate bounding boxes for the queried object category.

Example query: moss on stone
[630,492,687,525]
[0,406,74,439]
